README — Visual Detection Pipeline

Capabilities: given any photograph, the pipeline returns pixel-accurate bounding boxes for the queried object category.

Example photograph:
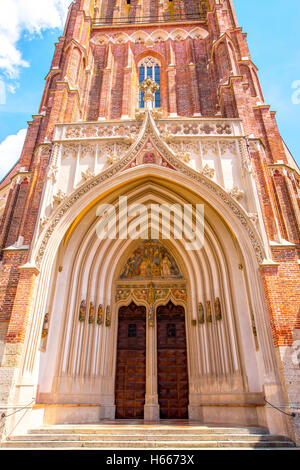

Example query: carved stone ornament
[206,301,212,323]
[41,313,49,338]
[151,108,163,120]
[106,153,119,165]
[248,213,259,225]
[179,151,191,163]
[82,168,95,181]
[62,143,77,158]
[239,139,253,174]
[46,165,58,183]
[105,305,111,327]
[115,283,187,307]
[215,297,222,321]
[79,300,86,322]
[220,140,237,155]
[89,302,95,324]
[202,141,218,156]
[53,189,66,204]
[229,186,244,201]
[81,144,95,157]
[37,145,51,158]
[148,305,155,327]
[97,304,103,325]
[39,216,49,231]
[202,164,215,179]
[139,77,159,103]
[198,303,205,324]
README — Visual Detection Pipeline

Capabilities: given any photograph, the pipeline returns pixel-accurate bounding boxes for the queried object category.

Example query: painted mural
[120,241,182,279]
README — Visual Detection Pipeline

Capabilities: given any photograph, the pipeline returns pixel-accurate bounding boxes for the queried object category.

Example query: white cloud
[0,129,27,181]
[0,0,71,79]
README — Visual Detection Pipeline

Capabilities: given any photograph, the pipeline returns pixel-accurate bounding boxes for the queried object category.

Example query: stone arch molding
[31,111,265,270]
[90,27,209,45]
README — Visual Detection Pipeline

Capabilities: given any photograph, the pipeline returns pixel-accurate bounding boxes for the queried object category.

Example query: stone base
[99,404,116,420]
[144,404,160,421]
[31,404,102,425]
[188,404,203,421]
[200,405,261,427]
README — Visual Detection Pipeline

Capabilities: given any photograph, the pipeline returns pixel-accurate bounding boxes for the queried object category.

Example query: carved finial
[139,77,159,110]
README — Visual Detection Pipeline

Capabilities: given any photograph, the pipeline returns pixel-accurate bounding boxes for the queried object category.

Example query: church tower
[0,0,299,446]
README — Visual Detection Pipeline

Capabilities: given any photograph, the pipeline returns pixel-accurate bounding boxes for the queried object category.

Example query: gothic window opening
[138,57,161,108]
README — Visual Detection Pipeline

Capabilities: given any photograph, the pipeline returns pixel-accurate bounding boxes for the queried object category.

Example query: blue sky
[0,0,299,180]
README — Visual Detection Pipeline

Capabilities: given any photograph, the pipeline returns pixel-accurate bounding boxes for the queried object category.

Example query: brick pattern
[261,251,300,348]
[0,251,27,323]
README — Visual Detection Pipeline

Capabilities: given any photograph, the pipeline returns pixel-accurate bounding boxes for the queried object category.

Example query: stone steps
[6,433,291,442]
[1,424,295,449]
[27,425,270,435]
[1,440,295,449]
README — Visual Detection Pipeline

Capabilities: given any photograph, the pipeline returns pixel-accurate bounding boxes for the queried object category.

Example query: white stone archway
[7,162,287,436]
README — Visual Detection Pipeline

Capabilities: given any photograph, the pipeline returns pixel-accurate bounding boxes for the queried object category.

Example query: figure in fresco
[161,255,171,277]
[143,152,156,164]
[120,256,136,278]
[140,258,150,276]
[120,241,182,279]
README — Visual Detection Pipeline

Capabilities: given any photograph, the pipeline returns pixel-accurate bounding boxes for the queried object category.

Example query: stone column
[99,305,116,420]
[144,306,159,421]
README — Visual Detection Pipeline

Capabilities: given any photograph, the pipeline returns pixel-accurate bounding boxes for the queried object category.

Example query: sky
[0,0,299,180]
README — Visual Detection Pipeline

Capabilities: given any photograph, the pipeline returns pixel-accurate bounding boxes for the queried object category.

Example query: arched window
[138,57,161,108]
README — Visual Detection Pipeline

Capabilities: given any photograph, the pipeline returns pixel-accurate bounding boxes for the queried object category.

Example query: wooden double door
[115,301,188,419]
[157,302,189,419]
[115,303,146,419]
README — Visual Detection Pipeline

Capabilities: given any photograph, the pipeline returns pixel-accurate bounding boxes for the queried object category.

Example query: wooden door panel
[157,302,189,419]
[115,303,146,419]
